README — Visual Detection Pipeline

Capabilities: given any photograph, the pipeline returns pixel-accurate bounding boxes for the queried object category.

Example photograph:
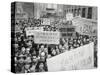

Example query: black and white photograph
[11,1,97,73]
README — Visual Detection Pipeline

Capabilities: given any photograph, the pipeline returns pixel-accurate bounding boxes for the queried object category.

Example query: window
[87,7,92,19]
[78,8,81,16]
[82,8,86,17]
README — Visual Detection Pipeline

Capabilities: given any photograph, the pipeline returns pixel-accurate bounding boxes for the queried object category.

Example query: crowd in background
[12,18,97,73]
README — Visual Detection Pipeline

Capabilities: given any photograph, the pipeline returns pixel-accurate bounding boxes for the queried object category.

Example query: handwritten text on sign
[47,42,94,71]
[34,31,60,44]
[72,17,97,36]
[41,18,51,25]
[26,27,44,36]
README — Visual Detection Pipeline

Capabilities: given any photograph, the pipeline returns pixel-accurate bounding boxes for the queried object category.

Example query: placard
[66,13,73,21]
[25,27,43,36]
[34,31,60,44]
[72,17,97,36]
[41,18,51,25]
[59,26,75,38]
[47,42,94,71]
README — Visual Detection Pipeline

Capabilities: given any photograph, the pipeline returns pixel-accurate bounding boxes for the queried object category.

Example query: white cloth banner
[47,42,94,71]
[34,31,60,44]
[26,27,43,36]
[72,17,97,36]
[26,30,60,44]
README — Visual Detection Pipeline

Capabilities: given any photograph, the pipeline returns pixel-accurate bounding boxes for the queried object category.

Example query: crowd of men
[12,18,97,73]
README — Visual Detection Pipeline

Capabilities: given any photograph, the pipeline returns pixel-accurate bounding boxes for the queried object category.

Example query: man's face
[26,48,30,53]
[15,38,18,42]
[62,38,65,43]
[59,45,62,49]
[86,38,89,42]
[41,56,45,60]
[70,46,73,49]
[32,56,37,63]
[21,47,25,52]
[83,38,86,42]
[28,36,32,40]
[52,49,56,55]
[18,57,24,63]
[44,48,48,52]
[40,53,45,61]
[25,64,30,69]
[27,41,32,46]
[15,44,18,49]
[56,46,58,49]
[74,39,76,42]
[25,57,31,63]
[18,37,21,41]
[41,45,44,49]
[39,63,44,69]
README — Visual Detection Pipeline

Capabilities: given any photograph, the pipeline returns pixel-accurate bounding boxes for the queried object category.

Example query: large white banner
[26,28,60,44]
[47,42,94,71]
[72,17,97,36]
[34,31,60,44]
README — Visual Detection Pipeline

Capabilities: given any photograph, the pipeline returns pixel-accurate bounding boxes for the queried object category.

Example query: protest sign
[66,13,73,21]
[41,18,51,25]
[72,17,97,36]
[25,27,43,36]
[47,42,94,71]
[26,30,36,36]
[34,31,60,44]
[26,30,60,44]
[75,24,97,36]
[33,27,43,31]
[25,27,33,31]
[59,26,75,38]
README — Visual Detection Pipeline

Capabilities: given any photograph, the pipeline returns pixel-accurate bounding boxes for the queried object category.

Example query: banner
[25,27,43,36]
[26,30,36,36]
[72,17,97,36]
[66,13,73,21]
[34,31,60,44]
[33,27,43,31]
[26,30,60,44]
[47,42,94,71]
[59,26,75,38]
[25,27,34,31]
[41,18,51,25]
[75,24,97,36]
